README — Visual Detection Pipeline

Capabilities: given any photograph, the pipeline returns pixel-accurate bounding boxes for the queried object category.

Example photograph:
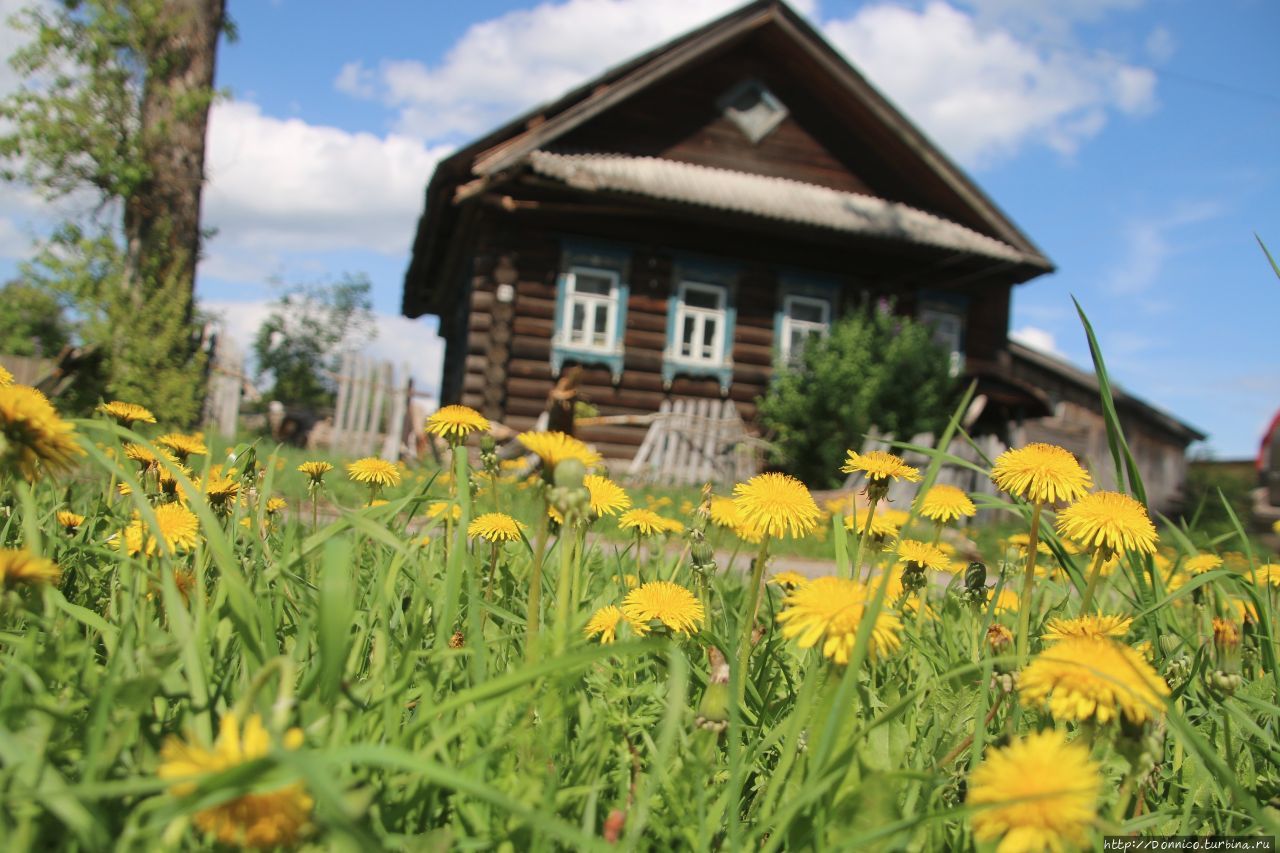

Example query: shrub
[758,305,957,487]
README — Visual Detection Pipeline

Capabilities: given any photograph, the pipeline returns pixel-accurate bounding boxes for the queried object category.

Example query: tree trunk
[123,0,225,316]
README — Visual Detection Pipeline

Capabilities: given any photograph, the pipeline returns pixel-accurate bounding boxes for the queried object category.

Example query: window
[779,294,830,364]
[918,306,965,376]
[561,266,620,351]
[718,79,788,145]
[551,240,630,383]
[672,281,726,364]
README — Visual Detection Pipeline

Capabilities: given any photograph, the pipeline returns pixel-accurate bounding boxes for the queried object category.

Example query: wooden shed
[402,0,1059,465]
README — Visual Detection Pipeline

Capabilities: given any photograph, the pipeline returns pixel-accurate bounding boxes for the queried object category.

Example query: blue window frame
[773,274,839,367]
[552,240,630,383]
[663,257,737,394]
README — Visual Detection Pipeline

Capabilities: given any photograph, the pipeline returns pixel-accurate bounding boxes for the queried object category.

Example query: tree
[757,306,958,488]
[0,281,71,357]
[251,275,377,408]
[0,0,228,423]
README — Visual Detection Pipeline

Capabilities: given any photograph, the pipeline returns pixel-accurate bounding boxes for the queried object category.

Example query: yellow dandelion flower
[768,570,810,589]
[159,712,311,849]
[618,508,673,537]
[0,364,12,386]
[1006,532,1052,556]
[777,576,902,664]
[264,497,287,514]
[732,517,767,544]
[427,501,462,521]
[297,460,333,483]
[968,730,1101,853]
[0,384,84,481]
[1020,637,1170,724]
[843,508,905,539]
[517,430,602,470]
[917,484,976,523]
[732,473,822,539]
[96,401,157,426]
[1213,617,1240,651]
[346,457,401,489]
[119,504,202,557]
[893,539,951,572]
[1184,553,1222,574]
[425,405,490,441]
[1250,564,1280,587]
[197,473,240,510]
[708,496,742,528]
[990,443,1091,505]
[986,623,1014,653]
[611,573,640,589]
[1055,490,1158,556]
[467,512,524,542]
[1273,519,1280,535]
[0,548,61,588]
[840,449,922,483]
[622,581,705,635]
[156,432,207,461]
[584,474,631,517]
[657,516,685,534]
[1042,613,1133,643]
[992,588,1020,614]
[56,510,85,534]
[584,605,648,644]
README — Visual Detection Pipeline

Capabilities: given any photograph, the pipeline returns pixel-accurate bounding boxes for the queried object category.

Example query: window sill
[552,340,625,384]
[661,354,734,394]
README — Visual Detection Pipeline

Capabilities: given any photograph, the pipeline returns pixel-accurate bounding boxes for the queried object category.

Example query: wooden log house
[401,0,1202,498]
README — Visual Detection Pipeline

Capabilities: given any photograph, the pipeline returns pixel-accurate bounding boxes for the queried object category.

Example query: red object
[1260,408,1280,473]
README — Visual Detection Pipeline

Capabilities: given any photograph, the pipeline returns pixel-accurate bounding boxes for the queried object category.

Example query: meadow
[1,330,1279,851]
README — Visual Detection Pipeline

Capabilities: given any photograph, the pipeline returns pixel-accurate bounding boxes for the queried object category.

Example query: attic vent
[718,80,787,145]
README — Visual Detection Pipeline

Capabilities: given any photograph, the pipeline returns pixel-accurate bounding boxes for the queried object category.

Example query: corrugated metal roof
[527,150,1031,264]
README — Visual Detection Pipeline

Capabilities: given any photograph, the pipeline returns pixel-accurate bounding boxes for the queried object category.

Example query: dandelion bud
[696,681,730,734]
[986,623,1013,655]
[1158,634,1182,657]
[554,457,587,490]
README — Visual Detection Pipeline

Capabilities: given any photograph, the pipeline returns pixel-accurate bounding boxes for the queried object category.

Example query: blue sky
[1,0,1277,457]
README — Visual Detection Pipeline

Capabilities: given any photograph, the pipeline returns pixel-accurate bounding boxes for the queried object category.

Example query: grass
[2,308,1279,849]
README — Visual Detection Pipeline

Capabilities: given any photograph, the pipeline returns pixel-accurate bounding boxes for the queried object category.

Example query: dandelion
[56,510,85,534]
[425,405,490,443]
[917,484,976,524]
[96,401,157,426]
[297,460,333,484]
[1042,613,1133,643]
[708,496,742,529]
[1184,553,1223,574]
[776,576,902,664]
[842,508,905,540]
[990,443,1092,505]
[517,430,601,471]
[1250,564,1280,587]
[732,473,821,540]
[159,712,312,849]
[198,472,240,512]
[1057,490,1160,611]
[840,449,922,485]
[618,508,673,538]
[0,364,12,386]
[1020,636,1170,724]
[584,474,631,517]
[0,383,84,481]
[768,570,810,590]
[584,605,648,644]
[264,497,287,515]
[893,539,951,572]
[991,443,1091,664]
[986,623,1014,654]
[156,432,207,462]
[622,581,706,635]
[968,730,1101,853]
[347,456,401,501]
[468,512,524,543]
[992,588,1020,614]
[119,503,202,557]
[0,548,61,588]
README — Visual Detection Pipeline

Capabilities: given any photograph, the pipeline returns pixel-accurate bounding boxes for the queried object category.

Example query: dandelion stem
[1015,501,1044,667]
[1079,548,1110,613]
[735,535,771,705]
[525,494,550,663]
[853,496,880,584]
[553,521,576,654]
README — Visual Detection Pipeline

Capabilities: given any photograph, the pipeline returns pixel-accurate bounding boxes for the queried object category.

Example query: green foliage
[1180,461,1257,541]
[0,280,71,357]
[251,275,376,408]
[758,306,957,487]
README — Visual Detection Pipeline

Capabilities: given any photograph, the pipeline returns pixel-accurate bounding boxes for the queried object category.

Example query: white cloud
[200,298,446,395]
[1009,325,1062,355]
[822,2,1156,164]
[339,0,817,140]
[201,100,452,260]
[1144,26,1177,64]
[960,0,1145,39]
[1103,200,1223,295]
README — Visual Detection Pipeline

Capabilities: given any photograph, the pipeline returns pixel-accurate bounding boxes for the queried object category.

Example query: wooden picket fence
[628,398,761,487]
[203,335,246,439]
[329,352,411,460]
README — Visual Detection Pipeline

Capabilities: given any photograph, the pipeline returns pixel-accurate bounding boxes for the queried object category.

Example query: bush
[758,306,957,487]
